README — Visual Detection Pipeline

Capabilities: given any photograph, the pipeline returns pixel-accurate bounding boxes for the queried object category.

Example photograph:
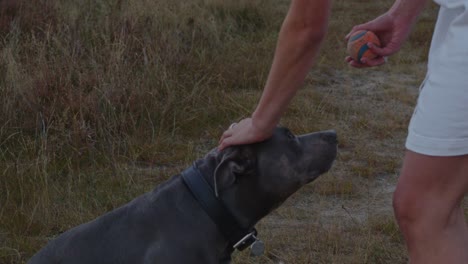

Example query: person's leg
[393,150,468,264]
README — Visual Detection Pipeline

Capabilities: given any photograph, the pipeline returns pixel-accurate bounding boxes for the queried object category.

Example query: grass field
[0,0,441,263]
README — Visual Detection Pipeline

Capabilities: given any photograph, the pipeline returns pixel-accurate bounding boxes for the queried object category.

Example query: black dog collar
[181,165,262,252]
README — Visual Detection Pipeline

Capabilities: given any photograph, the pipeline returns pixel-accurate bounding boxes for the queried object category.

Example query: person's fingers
[219,129,232,144]
[345,25,362,40]
[345,23,373,40]
[367,42,394,57]
[346,56,367,68]
[229,122,237,129]
[219,133,241,151]
[346,52,387,68]
[361,56,386,67]
[218,132,234,150]
[219,122,238,143]
[218,139,229,151]
[347,59,367,68]
[345,32,352,41]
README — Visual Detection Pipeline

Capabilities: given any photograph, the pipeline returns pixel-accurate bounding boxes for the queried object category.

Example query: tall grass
[1,0,438,263]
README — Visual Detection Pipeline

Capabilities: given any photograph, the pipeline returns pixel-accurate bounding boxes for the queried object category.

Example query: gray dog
[28,127,337,264]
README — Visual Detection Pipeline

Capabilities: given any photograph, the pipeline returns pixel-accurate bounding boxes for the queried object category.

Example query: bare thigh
[396,150,468,223]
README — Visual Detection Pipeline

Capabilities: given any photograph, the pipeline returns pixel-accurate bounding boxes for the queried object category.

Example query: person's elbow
[303,24,327,44]
[286,0,330,48]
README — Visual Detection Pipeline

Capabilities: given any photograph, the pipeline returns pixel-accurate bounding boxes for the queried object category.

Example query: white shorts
[406,2,468,156]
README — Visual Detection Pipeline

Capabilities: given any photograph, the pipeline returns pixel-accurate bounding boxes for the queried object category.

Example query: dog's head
[196,127,337,227]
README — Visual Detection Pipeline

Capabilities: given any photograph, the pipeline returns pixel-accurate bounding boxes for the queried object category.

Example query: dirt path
[231,68,426,263]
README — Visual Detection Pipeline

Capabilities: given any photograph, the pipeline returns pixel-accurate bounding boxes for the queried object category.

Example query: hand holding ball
[347,30,381,63]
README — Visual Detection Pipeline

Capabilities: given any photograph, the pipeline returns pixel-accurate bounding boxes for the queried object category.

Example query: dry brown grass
[0,0,440,263]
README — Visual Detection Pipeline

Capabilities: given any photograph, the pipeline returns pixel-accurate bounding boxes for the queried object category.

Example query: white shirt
[428,0,468,73]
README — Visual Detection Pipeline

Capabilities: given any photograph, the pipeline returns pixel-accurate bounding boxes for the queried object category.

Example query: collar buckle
[233,229,264,256]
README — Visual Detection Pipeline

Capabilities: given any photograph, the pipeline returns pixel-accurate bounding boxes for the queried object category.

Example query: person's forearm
[389,0,429,23]
[252,0,331,132]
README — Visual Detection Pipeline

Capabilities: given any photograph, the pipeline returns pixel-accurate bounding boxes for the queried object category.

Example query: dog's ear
[213,147,255,196]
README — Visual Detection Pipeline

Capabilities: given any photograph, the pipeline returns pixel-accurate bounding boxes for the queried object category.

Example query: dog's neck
[193,157,259,229]
[178,162,236,262]
[191,156,264,257]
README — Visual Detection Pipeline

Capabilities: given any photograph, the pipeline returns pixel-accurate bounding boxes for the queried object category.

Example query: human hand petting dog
[218,118,274,151]
[219,0,332,151]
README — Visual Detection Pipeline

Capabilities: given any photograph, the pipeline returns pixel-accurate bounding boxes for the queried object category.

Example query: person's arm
[388,0,429,24]
[219,0,331,150]
[345,0,429,67]
[252,0,331,132]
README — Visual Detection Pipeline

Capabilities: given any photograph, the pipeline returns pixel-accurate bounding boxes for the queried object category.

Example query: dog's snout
[320,130,337,144]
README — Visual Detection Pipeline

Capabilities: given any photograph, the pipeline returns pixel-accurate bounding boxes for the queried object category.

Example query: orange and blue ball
[347,30,381,62]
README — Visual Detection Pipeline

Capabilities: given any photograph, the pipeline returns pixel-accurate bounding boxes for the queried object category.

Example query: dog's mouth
[303,150,337,183]
[304,165,333,183]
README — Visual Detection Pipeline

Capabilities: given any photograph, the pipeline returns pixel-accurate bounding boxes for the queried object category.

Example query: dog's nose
[320,130,338,144]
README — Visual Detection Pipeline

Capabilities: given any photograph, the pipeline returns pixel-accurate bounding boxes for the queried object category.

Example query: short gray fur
[28,127,337,264]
